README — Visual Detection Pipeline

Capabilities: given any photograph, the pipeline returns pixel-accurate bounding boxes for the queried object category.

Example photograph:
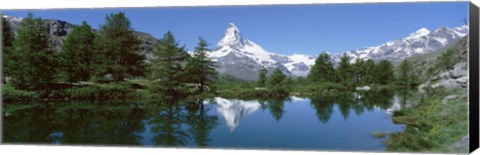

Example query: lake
[2,90,407,151]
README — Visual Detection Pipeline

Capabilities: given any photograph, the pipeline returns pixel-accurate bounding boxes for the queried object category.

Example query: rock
[455,76,469,84]
[449,62,468,78]
[449,134,469,151]
[355,86,371,91]
[431,79,459,89]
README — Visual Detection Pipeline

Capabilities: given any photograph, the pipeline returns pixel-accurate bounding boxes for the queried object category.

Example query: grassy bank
[3,81,153,102]
[386,87,468,153]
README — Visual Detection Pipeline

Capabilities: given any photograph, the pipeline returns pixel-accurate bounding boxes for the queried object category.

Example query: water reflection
[3,89,409,150]
[213,98,260,131]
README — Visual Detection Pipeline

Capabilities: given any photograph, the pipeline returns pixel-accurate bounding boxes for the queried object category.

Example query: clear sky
[2,2,468,55]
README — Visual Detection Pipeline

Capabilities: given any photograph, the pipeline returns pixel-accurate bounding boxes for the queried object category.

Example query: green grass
[2,85,37,102]
[387,88,468,153]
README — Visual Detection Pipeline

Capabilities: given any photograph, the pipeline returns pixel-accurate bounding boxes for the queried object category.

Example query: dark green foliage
[308,52,336,82]
[60,21,95,83]
[185,99,219,147]
[149,31,189,97]
[256,67,268,87]
[363,59,377,84]
[437,49,456,71]
[2,85,37,102]
[2,16,15,82]
[266,68,291,95]
[267,68,286,87]
[376,60,395,85]
[9,13,58,90]
[336,53,354,89]
[44,83,144,100]
[352,58,366,85]
[184,37,218,94]
[94,12,146,81]
[397,59,418,88]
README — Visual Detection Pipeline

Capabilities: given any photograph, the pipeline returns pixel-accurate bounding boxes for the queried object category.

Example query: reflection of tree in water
[308,89,395,122]
[58,101,146,145]
[147,98,190,146]
[335,92,354,120]
[3,102,58,143]
[185,98,219,147]
[309,95,335,124]
[3,100,147,145]
[360,89,395,111]
[266,98,288,122]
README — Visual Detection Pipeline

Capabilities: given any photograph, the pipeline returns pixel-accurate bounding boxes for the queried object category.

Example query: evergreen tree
[184,37,218,93]
[267,68,287,88]
[307,52,335,82]
[397,59,416,88]
[438,49,456,71]
[150,31,188,96]
[256,67,268,87]
[60,21,95,83]
[376,60,394,85]
[10,13,58,90]
[2,16,15,82]
[336,53,353,88]
[363,59,377,84]
[95,12,146,81]
[352,58,366,85]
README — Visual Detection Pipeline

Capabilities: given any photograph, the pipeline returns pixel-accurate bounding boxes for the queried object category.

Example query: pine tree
[150,31,188,96]
[184,37,218,93]
[2,16,15,82]
[60,21,95,83]
[95,12,146,81]
[336,53,353,88]
[397,59,415,88]
[267,68,286,88]
[376,60,394,85]
[352,58,365,85]
[363,59,377,84]
[307,52,335,82]
[10,13,58,90]
[438,49,456,71]
[256,67,268,87]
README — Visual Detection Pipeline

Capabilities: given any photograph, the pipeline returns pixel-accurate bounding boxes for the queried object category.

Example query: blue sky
[2,2,468,55]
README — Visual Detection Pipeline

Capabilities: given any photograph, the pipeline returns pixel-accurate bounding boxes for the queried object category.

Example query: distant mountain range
[2,15,468,80]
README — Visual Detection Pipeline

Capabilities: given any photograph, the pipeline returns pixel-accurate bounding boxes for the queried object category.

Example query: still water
[3,90,406,151]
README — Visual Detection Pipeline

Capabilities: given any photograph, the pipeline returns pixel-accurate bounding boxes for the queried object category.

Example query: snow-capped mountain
[208,23,316,80]
[341,25,469,64]
[208,23,468,80]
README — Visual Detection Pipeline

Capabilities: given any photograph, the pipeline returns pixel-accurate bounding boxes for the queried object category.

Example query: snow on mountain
[208,23,316,80]
[342,25,469,64]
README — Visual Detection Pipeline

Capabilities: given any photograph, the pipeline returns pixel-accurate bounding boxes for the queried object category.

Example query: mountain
[340,25,468,64]
[208,23,316,80]
[2,15,160,59]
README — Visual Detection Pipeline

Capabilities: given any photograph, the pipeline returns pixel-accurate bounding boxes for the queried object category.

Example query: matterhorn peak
[216,22,245,49]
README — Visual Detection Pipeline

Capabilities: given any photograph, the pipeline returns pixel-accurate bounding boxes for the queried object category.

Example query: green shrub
[2,85,37,102]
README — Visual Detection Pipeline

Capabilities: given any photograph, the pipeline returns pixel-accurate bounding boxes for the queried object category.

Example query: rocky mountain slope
[2,15,160,59]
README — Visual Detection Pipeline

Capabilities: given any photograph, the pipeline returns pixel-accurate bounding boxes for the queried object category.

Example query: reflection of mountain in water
[213,97,260,131]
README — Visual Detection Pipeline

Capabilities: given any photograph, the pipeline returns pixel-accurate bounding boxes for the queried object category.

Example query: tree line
[2,12,217,97]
